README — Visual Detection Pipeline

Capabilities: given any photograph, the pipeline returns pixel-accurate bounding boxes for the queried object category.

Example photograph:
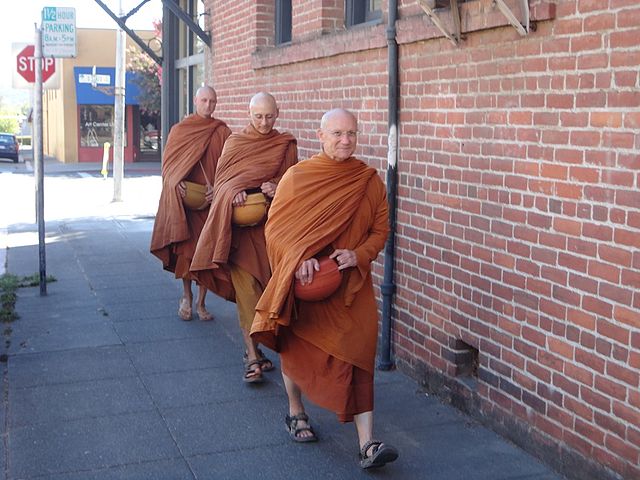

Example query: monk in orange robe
[191,92,297,382]
[252,108,398,469]
[150,86,231,321]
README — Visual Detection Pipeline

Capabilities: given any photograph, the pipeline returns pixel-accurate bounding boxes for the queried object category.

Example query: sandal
[243,348,274,372]
[285,413,318,443]
[243,359,263,384]
[178,298,192,321]
[359,440,398,469]
[196,307,214,322]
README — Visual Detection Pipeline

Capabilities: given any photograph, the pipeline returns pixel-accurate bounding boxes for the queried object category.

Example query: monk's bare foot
[178,297,192,321]
[196,307,214,321]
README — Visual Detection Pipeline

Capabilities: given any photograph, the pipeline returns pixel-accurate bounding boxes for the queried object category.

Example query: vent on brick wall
[417,0,531,47]
[452,340,479,380]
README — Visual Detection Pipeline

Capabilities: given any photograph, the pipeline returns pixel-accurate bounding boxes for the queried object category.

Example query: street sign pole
[34,24,47,296]
[112,0,125,202]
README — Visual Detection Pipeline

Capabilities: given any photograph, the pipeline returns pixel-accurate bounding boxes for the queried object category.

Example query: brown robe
[150,115,231,276]
[190,124,297,301]
[251,152,389,420]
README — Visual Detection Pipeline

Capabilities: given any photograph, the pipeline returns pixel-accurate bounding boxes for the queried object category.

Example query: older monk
[191,92,297,383]
[252,108,398,469]
[150,86,231,321]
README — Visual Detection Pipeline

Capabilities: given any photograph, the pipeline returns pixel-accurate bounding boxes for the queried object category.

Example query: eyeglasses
[323,129,358,139]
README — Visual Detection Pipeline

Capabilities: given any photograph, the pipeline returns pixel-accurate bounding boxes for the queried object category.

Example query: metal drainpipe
[377,0,399,371]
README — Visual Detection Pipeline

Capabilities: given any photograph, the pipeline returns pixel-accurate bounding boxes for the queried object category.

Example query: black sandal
[359,440,398,469]
[285,413,318,443]
[243,348,274,372]
[243,360,263,384]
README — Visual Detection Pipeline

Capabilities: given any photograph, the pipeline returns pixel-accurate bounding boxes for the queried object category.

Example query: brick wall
[203,1,640,479]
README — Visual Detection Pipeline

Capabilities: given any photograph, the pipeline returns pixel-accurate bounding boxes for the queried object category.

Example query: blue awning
[74,66,142,105]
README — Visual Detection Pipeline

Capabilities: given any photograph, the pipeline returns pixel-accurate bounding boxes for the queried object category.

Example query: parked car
[0,133,19,163]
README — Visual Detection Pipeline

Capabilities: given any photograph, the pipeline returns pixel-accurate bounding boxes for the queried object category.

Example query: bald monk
[251,108,398,469]
[150,86,231,321]
[191,92,297,383]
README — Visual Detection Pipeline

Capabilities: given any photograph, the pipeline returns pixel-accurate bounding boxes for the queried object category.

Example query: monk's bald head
[249,92,279,135]
[194,86,217,118]
[320,108,357,130]
[318,108,358,162]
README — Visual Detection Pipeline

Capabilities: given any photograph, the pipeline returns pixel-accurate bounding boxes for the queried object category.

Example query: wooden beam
[493,0,529,36]
[417,0,459,46]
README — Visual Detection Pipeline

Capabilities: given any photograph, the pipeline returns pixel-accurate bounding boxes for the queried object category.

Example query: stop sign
[16,45,55,83]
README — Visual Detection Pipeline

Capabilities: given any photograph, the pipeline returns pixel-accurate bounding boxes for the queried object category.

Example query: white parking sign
[42,6,77,58]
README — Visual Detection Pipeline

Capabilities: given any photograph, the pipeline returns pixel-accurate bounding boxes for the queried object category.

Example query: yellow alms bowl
[232,192,268,226]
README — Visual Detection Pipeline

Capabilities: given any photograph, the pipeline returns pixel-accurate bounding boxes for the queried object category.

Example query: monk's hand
[295,258,320,285]
[261,181,277,198]
[177,181,186,198]
[330,249,357,271]
[232,190,247,207]
[205,184,214,204]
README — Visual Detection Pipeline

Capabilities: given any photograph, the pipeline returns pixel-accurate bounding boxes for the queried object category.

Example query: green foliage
[0,117,19,134]
[0,273,57,323]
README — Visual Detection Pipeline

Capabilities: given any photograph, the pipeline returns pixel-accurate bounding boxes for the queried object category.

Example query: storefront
[74,66,158,163]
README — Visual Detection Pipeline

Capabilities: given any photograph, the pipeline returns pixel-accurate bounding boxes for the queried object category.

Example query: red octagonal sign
[16,45,55,83]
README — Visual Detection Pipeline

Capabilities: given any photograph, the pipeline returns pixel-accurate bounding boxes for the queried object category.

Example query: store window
[275,0,292,45]
[79,105,127,148]
[345,0,382,27]
[176,0,206,117]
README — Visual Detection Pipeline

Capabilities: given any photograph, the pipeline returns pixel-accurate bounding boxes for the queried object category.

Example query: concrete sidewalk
[1,215,565,479]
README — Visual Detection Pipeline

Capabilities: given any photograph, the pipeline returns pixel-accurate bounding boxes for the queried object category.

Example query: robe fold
[251,152,389,374]
[191,124,297,301]
[150,115,231,276]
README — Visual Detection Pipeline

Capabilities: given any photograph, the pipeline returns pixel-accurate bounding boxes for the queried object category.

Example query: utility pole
[112,0,126,202]
[34,24,47,296]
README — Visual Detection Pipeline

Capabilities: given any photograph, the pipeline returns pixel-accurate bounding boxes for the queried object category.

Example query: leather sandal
[243,348,274,372]
[243,360,263,384]
[359,440,398,469]
[285,413,318,443]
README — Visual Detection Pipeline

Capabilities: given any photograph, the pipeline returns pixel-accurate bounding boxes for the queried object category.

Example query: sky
[1,0,161,89]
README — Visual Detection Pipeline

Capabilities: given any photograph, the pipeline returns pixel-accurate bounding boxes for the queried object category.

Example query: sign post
[33,25,47,296]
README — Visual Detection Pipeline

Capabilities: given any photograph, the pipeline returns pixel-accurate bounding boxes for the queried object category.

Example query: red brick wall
[204,1,640,479]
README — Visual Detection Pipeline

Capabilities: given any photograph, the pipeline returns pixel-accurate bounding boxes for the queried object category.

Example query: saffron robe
[251,152,389,374]
[150,115,231,276]
[190,124,297,301]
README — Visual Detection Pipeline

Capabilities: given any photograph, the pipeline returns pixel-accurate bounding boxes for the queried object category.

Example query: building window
[79,105,127,148]
[275,0,292,45]
[345,0,382,27]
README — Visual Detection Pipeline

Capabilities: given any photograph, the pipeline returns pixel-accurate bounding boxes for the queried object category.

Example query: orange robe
[251,152,389,421]
[190,124,297,301]
[150,115,231,277]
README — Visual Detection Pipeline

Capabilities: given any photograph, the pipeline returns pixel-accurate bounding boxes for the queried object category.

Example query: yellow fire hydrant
[101,142,110,179]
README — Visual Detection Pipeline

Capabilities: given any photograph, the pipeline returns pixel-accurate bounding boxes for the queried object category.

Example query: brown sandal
[285,413,318,443]
[243,360,263,384]
[243,348,274,372]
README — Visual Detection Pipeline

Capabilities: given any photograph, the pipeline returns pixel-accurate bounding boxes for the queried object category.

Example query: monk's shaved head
[320,108,357,130]
[248,92,279,134]
[249,92,278,110]
[194,85,218,118]
[195,85,216,99]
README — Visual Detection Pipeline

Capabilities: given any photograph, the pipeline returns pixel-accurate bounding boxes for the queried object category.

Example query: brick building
[196,1,639,479]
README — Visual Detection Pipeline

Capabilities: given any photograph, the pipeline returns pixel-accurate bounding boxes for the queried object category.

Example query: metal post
[34,25,47,296]
[112,0,126,202]
[378,0,399,370]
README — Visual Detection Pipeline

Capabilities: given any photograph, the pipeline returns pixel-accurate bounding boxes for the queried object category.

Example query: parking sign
[42,6,77,58]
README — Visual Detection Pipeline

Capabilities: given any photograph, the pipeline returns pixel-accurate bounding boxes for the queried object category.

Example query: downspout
[377,0,399,371]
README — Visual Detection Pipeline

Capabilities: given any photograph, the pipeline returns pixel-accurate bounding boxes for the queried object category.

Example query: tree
[127,20,162,115]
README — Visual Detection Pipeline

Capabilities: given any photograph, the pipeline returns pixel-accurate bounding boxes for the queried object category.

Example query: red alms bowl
[294,256,343,302]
